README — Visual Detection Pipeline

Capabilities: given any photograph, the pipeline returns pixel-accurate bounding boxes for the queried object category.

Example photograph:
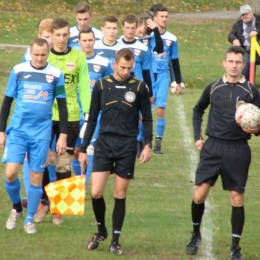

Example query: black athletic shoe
[109,242,123,255]
[87,230,108,250]
[137,141,144,158]
[229,246,242,260]
[154,137,163,154]
[186,232,201,255]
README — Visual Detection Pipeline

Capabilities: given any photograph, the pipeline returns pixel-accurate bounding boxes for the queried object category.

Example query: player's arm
[79,80,101,172]
[78,53,91,115]
[0,69,17,148]
[146,18,163,53]
[55,73,68,155]
[0,96,14,149]
[80,80,102,153]
[141,50,153,97]
[193,85,211,145]
[139,81,153,163]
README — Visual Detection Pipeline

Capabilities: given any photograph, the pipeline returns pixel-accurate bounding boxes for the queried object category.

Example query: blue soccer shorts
[153,70,170,109]
[2,133,50,173]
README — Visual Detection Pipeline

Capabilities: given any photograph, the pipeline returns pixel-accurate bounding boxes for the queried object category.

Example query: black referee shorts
[195,137,251,192]
[52,121,80,155]
[93,134,137,179]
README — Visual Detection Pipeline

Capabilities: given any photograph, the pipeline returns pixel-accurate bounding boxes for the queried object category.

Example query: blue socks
[156,118,166,137]
[48,165,57,182]
[72,159,81,176]
[5,178,21,204]
[24,184,43,224]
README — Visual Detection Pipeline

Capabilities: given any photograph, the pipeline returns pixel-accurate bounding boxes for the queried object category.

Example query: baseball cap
[240,4,252,15]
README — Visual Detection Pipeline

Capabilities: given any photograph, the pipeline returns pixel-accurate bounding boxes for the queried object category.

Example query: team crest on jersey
[90,79,96,87]
[66,62,75,70]
[142,39,148,45]
[165,40,171,46]
[134,49,141,56]
[46,75,54,83]
[93,65,101,72]
[125,91,136,102]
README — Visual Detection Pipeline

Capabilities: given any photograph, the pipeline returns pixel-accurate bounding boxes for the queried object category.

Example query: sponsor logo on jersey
[93,65,101,72]
[134,49,141,56]
[165,40,171,46]
[142,39,148,45]
[90,79,96,87]
[24,75,31,79]
[46,75,54,83]
[72,39,78,43]
[66,62,75,70]
[116,86,126,89]
[125,91,136,102]
[24,91,48,99]
[97,51,104,55]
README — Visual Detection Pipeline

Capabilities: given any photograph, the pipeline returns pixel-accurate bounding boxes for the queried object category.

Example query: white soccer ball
[235,103,260,128]
[170,81,185,93]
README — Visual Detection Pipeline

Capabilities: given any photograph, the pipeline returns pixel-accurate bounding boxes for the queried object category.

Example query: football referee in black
[185,46,260,260]
[78,48,153,255]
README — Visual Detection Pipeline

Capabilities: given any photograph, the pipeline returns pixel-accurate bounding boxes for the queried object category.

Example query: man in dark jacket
[228,4,260,80]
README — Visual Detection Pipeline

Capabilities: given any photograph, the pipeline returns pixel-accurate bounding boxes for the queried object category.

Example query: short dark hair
[154,5,167,17]
[115,48,134,62]
[79,26,95,40]
[30,38,49,49]
[150,3,163,12]
[225,46,245,59]
[122,14,138,26]
[137,14,152,35]
[102,16,119,27]
[74,2,92,15]
[51,18,70,33]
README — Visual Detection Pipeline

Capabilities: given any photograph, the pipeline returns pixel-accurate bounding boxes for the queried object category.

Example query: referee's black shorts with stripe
[195,137,251,192]
[93,134,137,179]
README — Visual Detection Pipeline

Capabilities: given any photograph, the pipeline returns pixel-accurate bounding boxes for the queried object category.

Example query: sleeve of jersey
[104,62,113,77]
[78,53,91,114]
[54,72,66,98]
[193,85,211,141]
[139,82,153,145]
[5,69,18,98]
[80,80,101,153]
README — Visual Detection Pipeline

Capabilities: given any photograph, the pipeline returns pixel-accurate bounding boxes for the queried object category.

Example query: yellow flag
[45,176,85,215]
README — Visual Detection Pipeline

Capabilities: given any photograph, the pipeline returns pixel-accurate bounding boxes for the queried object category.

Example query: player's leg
[136,113,144,158]
[23,153,30,197]
[72,146,81,176]
[87,171,110,250]
[25,139,50,233]
[109,136,136,255]
[154,71,169,154]
[3,135,26,230]
[186,137,221,255]
[222,140,250,260]
[87,134,112,250]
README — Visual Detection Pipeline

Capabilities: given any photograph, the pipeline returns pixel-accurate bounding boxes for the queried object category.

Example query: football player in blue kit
[0,38,67,234]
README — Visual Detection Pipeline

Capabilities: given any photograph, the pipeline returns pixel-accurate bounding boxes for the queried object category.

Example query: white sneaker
[6,209,22,230]
[24,222,37,234]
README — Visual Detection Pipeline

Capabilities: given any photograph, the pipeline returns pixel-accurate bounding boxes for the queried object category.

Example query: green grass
[0,0,260,259]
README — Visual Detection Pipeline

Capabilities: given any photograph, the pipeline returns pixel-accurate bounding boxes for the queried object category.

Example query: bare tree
[245,0,260,15]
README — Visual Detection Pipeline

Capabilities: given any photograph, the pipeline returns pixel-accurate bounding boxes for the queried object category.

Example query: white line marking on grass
[174,96,215,260]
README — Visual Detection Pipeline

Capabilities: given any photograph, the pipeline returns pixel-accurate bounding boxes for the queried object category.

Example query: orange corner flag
[45,175,86,215]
